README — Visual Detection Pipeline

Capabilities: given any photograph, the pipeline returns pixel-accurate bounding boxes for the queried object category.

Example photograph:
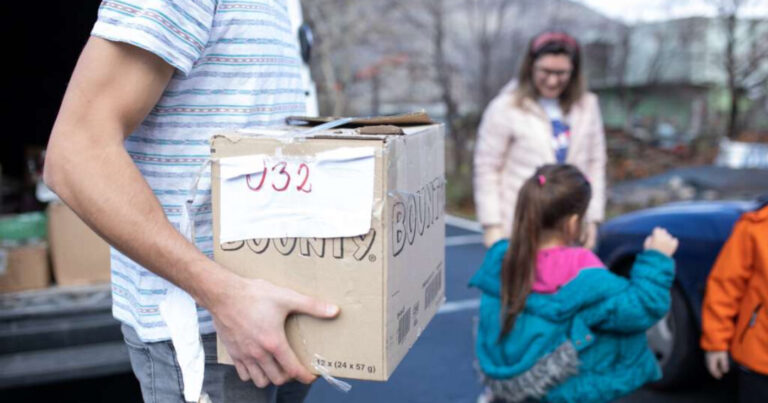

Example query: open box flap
[286,111,433,127]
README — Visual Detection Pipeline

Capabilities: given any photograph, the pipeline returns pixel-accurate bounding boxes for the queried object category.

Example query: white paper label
[0,249,7,275]
[219,147,376,243]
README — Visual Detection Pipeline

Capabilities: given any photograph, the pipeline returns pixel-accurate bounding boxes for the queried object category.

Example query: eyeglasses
[534,66,573,80]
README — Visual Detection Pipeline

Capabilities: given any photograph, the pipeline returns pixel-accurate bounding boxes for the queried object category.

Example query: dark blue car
[596,198,763,388]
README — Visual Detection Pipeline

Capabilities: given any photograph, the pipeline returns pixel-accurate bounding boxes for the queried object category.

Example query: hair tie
[538,175,547,186]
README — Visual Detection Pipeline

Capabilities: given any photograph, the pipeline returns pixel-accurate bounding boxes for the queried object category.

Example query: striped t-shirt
[91,0,307,342]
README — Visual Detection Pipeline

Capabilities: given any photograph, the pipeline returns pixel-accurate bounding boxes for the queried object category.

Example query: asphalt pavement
[305,218,736,403]
[4,219,736,402]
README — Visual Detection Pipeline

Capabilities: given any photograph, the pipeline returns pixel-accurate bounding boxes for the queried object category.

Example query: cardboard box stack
[211,113,446,381]
[47,202,110,286]
[0,212,50,292]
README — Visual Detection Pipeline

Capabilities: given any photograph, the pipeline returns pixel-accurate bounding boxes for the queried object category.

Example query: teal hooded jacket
[469,241,675,403]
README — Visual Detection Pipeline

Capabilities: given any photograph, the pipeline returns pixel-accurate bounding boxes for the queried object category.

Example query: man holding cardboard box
[43,1,338,402]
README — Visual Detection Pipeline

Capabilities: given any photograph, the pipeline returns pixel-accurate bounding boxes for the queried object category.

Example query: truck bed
[0,284,130,388]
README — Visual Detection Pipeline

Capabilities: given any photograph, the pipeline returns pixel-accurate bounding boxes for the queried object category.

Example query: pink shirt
[533,246,606,293]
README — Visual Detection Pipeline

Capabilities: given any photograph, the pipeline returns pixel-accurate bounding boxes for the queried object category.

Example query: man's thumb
[288,292,340,319]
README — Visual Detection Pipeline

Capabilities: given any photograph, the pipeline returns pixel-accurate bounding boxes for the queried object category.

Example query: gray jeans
[122,324,311,403]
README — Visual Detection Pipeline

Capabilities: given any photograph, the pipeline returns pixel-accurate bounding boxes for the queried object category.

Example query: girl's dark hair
[515,31,585,113]
[500,164,591,338]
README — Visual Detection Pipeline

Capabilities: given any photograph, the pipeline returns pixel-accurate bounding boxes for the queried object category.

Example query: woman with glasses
[473,31,607,251]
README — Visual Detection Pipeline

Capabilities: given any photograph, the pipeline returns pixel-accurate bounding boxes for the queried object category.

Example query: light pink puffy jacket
[473,86,606,236]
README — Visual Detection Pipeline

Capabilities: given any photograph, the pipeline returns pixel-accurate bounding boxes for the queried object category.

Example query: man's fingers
[706,366,715,379]
[720,355,730,375]
[713,356,725,379]
[244,361,270,388]
[707,352,729,379]
[258,354,288,386]
[273,337,316,384]
[234,361,251,382]
[709,361,722,379]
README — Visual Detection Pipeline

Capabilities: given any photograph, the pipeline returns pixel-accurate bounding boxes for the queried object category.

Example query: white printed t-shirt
[91,0,306,342]
[538,98,571,164]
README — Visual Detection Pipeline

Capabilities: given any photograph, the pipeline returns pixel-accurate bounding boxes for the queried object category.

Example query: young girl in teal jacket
[470,164,679,403]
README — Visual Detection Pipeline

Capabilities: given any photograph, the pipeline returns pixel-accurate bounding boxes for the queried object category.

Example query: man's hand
[643,227,679,257]
[211,277,339,387]
[705,350,730,379]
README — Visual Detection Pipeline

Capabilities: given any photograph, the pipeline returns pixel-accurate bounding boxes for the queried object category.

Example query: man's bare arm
[44,37,338,387]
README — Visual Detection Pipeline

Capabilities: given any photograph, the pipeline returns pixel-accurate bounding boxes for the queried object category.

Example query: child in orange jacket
[701,201,768,403]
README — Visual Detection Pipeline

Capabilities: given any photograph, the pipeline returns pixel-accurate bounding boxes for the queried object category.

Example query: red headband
[531,32,578,54]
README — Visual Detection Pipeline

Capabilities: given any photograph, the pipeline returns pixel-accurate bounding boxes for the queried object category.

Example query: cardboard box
[47,202,110,285]
[211,117,446,381]
[0,243,50,293]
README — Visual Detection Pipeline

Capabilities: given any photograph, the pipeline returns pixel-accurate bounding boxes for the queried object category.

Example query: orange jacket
[701,204,768,374]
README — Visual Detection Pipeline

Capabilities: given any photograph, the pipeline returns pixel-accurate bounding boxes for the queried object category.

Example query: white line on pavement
[445,215,482,233]
[445,234,485,246]
[440,216,483,316]
[438,298,480,315]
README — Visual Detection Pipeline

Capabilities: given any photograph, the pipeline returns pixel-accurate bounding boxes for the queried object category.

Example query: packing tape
[291,315,353,393]
[181,159,213,241]
[312,354,352,393]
